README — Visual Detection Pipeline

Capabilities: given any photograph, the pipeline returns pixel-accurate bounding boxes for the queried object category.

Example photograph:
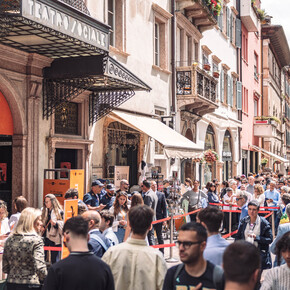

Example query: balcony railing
[176,64,218,116]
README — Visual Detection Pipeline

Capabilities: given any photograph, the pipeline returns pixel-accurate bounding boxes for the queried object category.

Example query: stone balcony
[176,0,218,32]
[176,64,218,116]
[240,0,259,32]
[253,119,278,138]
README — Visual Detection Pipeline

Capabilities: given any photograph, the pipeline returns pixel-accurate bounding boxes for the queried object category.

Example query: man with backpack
[163,222,224,290]
[82,211,112,257]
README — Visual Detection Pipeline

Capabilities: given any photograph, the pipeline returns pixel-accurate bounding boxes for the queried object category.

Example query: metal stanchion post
[227,206,234,240]
[166,213,178,263]
[271,212,275,239]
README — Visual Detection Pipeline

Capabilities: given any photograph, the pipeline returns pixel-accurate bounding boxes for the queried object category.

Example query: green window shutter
[230,77,234,107]
[227,75,231,105]
[230,14,233,43]
[218,8,223,30]
[220,71,224,102]
[236,81,242,110]
[226,7,230,37]
[235,18,241,48]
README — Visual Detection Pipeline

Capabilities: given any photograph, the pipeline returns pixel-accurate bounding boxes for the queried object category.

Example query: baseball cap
[92,180,104,187]
[106,184,115,191]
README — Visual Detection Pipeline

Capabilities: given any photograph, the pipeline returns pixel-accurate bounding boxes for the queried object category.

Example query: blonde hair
[41,194,63,225]
[14,207,41,235]
[0,200,8,221]
[254,184,264,196]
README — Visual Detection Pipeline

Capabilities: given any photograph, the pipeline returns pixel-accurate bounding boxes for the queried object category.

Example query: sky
[261,0,290,45]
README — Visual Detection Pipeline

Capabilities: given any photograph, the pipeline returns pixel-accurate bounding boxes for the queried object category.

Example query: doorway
[55,149,78,178]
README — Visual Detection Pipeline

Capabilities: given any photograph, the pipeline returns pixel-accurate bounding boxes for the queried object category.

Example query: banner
[61,199,78,259]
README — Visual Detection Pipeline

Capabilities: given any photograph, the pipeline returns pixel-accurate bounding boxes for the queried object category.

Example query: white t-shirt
[8,212,21,231]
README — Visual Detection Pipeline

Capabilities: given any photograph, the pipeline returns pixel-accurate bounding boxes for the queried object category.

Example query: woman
[252,184,265,209]
[0,201,10,279]
[261,232,290,290]
[235,200,273,271]
[219,181,229,200]
[109,191,129,243]
[3,207,47,290]
[207,182,219,205]
[123,193,144,241]
[184,178,193,191]
[8,196,28,230]
[41,194,63,264]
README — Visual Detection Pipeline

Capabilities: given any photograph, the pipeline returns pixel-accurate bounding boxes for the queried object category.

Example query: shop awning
[0,0,110,58]
[111,111,204,159]
[251,145,289,164]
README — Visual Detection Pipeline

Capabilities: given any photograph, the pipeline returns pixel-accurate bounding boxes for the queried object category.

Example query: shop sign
[222,151,232,161]
[22,0,108,51]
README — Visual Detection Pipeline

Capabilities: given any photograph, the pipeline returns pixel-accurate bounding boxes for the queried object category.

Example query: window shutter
[220,70,224,102]
[218,8,223,30]
[236,81,242,110]
[227,75,231,105]
[226,7,230,37]
[230,14,233,43]
[230,77,234,107]
[235,18,241,48]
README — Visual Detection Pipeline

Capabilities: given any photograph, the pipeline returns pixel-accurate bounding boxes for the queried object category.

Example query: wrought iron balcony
[176,64,218,116]
[176,0,218,32]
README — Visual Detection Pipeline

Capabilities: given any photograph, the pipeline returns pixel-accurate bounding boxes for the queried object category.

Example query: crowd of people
[0,172,289,289]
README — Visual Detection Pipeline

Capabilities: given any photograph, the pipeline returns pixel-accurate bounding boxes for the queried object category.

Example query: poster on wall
[114,166,130,190]
[60,162,71,178]
[0,163,7,183]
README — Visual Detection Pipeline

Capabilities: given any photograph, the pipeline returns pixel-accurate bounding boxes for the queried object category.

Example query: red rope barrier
[209,203,279,209]
[44,246,62,252]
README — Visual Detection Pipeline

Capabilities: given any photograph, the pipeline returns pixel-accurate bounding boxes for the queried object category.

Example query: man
[65,188,88,212]
[100,184,116,210]
[116,179,129,194]
[163,222,224,290]
[43,216,114,290]
[151,180,167,254]
[223,241,261,290]
[142,180,158,245]
[103,205,167,290]
[197,207,229,266]
[163,179,171,199]
[182,180,208,222]
[99,210,119,246]
[83,180,106,211]
[239,184,252,202]
[82,211,111,257]
[277,179,285,193]
[246,176,255,195]
[236,192,249,222]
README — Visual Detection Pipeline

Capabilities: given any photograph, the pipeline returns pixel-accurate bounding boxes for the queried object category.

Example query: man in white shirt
[102,205,167,290]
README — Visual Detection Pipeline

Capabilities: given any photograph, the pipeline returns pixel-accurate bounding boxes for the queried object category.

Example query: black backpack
[173,263,225,290]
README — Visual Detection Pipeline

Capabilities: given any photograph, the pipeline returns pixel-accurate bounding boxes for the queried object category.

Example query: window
[254,52,258,81]
[242,87,248,114]
[186,35,192,66]
[254,99,258,117]
[202,53,209,65]
[152,4,171,70]
[242,32,248,62]
[154,23,160,66]
[212,62,218,73]
[107,0,125,51]
[155,109,165,154]
[176,27,181,66]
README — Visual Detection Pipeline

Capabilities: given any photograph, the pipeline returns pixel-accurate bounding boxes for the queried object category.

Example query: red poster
[0,163,7,183]
[60,162,71,178]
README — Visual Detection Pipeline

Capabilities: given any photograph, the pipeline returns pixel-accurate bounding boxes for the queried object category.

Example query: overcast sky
[261,0,290,45]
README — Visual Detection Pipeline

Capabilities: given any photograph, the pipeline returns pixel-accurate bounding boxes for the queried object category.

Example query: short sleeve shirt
[83,191,99,207]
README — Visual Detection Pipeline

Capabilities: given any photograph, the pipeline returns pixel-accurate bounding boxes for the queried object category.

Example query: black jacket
[235,216,272,269]
[155,191,167,220]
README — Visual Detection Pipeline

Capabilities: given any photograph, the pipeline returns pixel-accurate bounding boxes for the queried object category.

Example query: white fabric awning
[110,111,203,158]
[251,145,289,164]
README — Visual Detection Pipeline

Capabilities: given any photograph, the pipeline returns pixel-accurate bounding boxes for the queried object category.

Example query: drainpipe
[171,0,176,115]
[261,36,264,151]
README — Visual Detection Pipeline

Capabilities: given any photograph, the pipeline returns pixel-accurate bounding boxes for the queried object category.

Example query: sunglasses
[176,241,202,249]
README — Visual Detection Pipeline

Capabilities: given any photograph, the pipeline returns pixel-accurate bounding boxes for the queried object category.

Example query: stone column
[216,161,224,182]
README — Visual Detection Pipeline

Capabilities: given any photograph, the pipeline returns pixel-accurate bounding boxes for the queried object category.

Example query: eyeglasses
[175,241,202,249]
[236,198,243,201]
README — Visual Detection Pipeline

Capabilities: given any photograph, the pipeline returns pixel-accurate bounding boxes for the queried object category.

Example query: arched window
[204,125,215,150]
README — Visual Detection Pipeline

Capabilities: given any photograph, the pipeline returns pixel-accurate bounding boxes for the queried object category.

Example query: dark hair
[281,193,290,205]
[277,232,290,266]
[223,241,260,283]
[179,222,207,242]
[208,182,216,191]
[63,216,88,238]
[205,182,211,190]
[185,178,193,187]
[197,207,223,233]
[113,191,129,218]
[100,210,114,227]
[248,200,260,211]
[65,188,79,199]
[142,180,151,189]
[222,181,229,187]
[128,205,153,235]
[14,196,28,213]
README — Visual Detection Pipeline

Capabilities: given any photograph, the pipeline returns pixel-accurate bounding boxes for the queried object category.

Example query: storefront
[0,0,150,207]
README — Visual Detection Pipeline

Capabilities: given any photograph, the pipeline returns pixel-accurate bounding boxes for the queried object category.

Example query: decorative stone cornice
[201,45,212,55]
[212,55,222,64]
[176,12,202,40]
[222,63,230,71]
[231,71,239,78]
[152,3,173,20]
[231,6,239,16]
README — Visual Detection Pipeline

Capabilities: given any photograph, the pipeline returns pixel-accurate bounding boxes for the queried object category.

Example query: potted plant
[213,71,220,78]
[203,63,211,71]
[261,158,268,167]
[202,149,219,163]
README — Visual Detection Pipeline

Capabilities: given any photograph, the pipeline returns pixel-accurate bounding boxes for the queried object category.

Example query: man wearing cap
[100,184,116,210]
[83,180,106,212]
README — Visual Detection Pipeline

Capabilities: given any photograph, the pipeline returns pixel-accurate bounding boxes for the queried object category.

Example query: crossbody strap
[90,234,108,251]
